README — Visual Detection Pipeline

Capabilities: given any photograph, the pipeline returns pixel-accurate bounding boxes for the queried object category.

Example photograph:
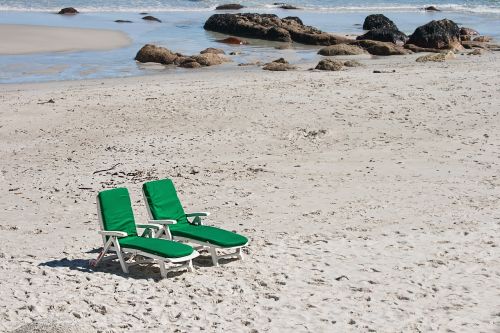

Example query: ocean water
[0,0,499,83]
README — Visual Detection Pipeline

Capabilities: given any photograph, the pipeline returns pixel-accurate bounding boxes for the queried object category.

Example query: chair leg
[159,260,167,278]
[188,259,194,272]
[209,247,219,267]
[113,239,129,274]
[237,247,244,261]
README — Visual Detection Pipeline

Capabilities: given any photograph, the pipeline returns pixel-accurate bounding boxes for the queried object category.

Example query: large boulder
[356,28,408,45]
[192,53,227,66]
[351,40,411,56]
[204,13,349,45]
[315,59,344,71]
[216,4,245,10]
[135,44,181,64]
[362,14,397,30]
[58,7,78,14]
[407,19,461,49]
[318,44,367,56]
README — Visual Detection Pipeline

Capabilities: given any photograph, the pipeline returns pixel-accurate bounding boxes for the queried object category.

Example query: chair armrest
[98,231,128,237]
[148,219,177,225]
[185,212,210,217]
[136,223,162,230]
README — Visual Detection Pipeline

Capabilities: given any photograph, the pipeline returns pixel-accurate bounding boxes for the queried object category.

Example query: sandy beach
[1,50,499,332]
[0,24,131,55]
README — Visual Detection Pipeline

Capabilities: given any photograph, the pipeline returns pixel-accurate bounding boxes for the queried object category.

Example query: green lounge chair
[142,179,248,266]
[93,187,199,278]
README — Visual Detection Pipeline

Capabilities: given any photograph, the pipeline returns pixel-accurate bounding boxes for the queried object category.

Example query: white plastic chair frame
[92,197,199,278]
[142,191,248,266]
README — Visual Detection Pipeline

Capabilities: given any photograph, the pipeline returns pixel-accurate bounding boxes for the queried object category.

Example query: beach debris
[58,7,78,15]
[142,15,161,23]
[315,59,344,71]
[93,163,122,175]
[215,4,245,10]
[408,19,461,50]
[217,37,248,45]
[335,275,349,281]
[362,14,397,31]
[200,47,225,55]
[37,99,55,104]
[263,58,296,71]
[357,28,408,45]
[318,44,367,56]
[416,51,456,62]
[424,6,440,11]
[204,13,349,45]
[373,70,396,73]
[351,39,410,56]
[115,20,133,23]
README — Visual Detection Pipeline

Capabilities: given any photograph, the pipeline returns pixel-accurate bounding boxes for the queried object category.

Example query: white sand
[0,53,499,332]
[0,24,131,55]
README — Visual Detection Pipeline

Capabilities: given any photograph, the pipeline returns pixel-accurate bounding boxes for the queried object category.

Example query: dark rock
[200,47,226,54]
[280,4,300,9]
[362,14,397,30]
[357,28,408,45]
[424,6,440,11]
[407,19,461,49]
[216,4,245,10]
[473,36,491,42]
[217,36,249,44]
[315,59,344,71]
[272,57,288,63]
[140,12,148,15]
[135,44,182,65]
[460,27,479,36]
[204,13,349,45]
[115,20,133,23]
[283,16,303,25]
[142,16,161,22]
[351,40,411,55]
[318,44,367,56]
[58,7,78,14]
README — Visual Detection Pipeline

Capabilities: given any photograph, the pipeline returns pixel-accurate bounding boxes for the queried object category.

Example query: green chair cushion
[119,236,194,258]
[98,188,137,236]
[170,224,248,248]
[143,179,188,224]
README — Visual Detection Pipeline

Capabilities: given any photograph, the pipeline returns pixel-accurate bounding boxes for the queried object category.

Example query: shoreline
[0,24,131,55]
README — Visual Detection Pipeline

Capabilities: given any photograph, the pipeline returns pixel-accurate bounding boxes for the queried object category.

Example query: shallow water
[0,6,498,83]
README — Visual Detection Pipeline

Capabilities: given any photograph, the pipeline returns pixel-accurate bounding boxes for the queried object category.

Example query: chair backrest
[97,187,137,236]
[142,179,188,224]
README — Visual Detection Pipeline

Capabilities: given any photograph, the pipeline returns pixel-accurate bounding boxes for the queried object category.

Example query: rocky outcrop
[416,51,455,62]
[204,13,349,45]
[424,6,440,11]
[135,44,227,68]
[362,14,397,30]
[318,44,367,56]
[407,19,460,49]
[263,58,296,71]
[315,59,344,71]
[58,7,78,14]
[279,4,300,9]
[200,47,226,54]
[404,44,443,53]
[142,16,161,22]
[284,16,303,25]
[473,36,491,42]
[351,40,410,56]
[216,4,245,10]
[357,28,408,45]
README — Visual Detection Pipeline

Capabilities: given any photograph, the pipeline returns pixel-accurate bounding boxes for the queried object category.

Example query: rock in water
[356,28,408,45]
[280,4,300,9]
[58,7,78,14]
[142,15,161,22]
[192,53,227,66]
[315,59,344,71]
[135,44,181,64]
[460,27,479,36]
[362,14,397,30]
[204,13,349,45]
[217,37,249,44]
[416,51,455,62]
[200,47,226,54]
[318,44,367,56]
[424,6,440,11]
[115,20,133,23]
[215,4,245,10]
[408,19,461,49]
